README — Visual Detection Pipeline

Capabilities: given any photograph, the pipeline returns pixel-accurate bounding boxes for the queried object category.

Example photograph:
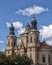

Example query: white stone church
[5,17,52,65]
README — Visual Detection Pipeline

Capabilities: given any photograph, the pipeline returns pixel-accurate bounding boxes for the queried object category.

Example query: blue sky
[0,0,52,51]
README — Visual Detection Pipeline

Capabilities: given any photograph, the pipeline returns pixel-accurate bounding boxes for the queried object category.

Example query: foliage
[0,52,33,65]
[0,52,8,65]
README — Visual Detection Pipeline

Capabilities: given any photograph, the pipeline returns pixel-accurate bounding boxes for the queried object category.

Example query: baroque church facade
[5,17,52,65]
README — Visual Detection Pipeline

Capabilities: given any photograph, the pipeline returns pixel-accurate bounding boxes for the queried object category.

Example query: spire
[9,23,15,35]
[31,17,37,29]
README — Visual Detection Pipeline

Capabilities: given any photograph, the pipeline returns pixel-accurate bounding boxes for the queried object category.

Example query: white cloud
[13,21,23,29]
[6,22,11,27]
[2,48,5,51]
[6,21,23,29]
[18,28,25,34]
[0,41,4,43]
[40,25,52,39]
[6,21,25,34]
[40,25,52,45]
[16,5,48,16]
[13,21,25,34]
[46,39,52,45]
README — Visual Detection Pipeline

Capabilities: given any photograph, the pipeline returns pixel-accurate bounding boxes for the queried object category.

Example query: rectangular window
[30,37,32,43]
[48,55,50,64]
[42,56,45,63]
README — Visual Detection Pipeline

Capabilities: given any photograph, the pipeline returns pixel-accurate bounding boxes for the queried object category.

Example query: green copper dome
[32,17,37,22]
[9,23,15,35]
[26,23,30,26]
[9,23,14,31]
[31,17,37,29]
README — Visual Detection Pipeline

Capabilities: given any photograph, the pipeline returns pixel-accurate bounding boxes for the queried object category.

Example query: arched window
[30,37,32,43]
[8,41,10,46]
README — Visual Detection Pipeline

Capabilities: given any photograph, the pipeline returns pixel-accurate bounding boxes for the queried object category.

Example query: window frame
[42,55,46,63]
[30,37,32,43]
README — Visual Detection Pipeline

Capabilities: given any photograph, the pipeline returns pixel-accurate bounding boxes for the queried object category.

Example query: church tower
[29,17,40,46]
[27,17,40,64]
[5,23,17,56]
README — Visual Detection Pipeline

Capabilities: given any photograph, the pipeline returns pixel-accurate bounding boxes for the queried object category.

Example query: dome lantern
[31,17,37,30]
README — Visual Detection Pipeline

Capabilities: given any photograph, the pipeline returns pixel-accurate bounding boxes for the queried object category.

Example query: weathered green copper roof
[9,23,15,35]
[9,31,15,35]
[21,31,28,34]
[7,35,17,38]
[32,17,37,23]
[19,30,29,37]
[30,29,39,33]
[26,23,30,27]
[23,34,28,36]
[9,23,14,31]
[24,31,29,34]
[31,17,37,30]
